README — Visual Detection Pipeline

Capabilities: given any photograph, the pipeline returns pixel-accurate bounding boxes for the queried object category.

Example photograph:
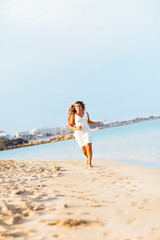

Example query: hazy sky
[0,0,160,135]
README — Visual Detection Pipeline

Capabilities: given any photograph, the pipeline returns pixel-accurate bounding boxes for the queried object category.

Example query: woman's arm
[87,112,101,125]
[68,114,82,130]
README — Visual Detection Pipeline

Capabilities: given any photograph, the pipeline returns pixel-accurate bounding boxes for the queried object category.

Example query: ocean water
[0,119,160,169]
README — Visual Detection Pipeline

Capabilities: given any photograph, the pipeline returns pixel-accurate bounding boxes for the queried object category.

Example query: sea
[0,119,160,169]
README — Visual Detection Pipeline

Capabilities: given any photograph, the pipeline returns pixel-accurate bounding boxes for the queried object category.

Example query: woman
[67,101,101,167]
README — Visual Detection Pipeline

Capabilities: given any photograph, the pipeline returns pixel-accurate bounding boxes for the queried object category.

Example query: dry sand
[0,159,160,240]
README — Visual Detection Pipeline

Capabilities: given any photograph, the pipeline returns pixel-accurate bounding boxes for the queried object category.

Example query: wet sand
[0,159,160,240]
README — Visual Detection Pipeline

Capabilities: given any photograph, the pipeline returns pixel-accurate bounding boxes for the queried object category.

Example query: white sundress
[74,112,92,147]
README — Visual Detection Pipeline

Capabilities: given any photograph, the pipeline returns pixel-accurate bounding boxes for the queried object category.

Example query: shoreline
[0,134,75,151]
[1,117,160,152]
[0,159,160,240]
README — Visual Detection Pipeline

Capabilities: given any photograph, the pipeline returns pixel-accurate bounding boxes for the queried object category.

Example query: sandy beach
[0,159,160,240]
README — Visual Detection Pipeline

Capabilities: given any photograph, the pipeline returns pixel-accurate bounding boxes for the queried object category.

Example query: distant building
[52,127,60,136]
[31,125,72,139]
[0,131,6,138]
[32,129,45,138]
[58,125,73,135]
[16,130,31,139]
[0,131,11,139]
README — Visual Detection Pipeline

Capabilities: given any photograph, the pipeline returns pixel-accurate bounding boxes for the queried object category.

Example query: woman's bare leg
[85,143,93,167]
[81,146,88,164]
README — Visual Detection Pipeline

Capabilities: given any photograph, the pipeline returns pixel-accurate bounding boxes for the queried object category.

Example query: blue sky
[0,0,160,135]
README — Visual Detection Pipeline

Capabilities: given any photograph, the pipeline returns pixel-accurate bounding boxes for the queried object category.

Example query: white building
[0,131,12,139]
[32,129,44,138]
[16,130,30,138]
[0,131,7,138]
[31,125,71,138]
[32,127,56,138]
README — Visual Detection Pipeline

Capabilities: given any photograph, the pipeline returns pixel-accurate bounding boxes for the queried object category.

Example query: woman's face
[75,103,83,112]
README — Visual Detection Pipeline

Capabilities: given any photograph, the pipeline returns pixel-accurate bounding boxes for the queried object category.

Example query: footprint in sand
[16,189,35,196]
[131,201,139,206]
[118,210,128,215]
[103,231,114,237]
[138,206,154,211]
[52,233,66,238]
[126,218,138,224]
[131,200,153,211]
[33,195,51,202]
[125,238,137,240]
[67,212,90,215]
[114,194,122,198]
[47,218,100,228]
[112,181,117,184]
[79,196,97,203]
[72,190,86,193]
[0,231,28,238]
[143,198,150,203]
[90,204,103,208]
